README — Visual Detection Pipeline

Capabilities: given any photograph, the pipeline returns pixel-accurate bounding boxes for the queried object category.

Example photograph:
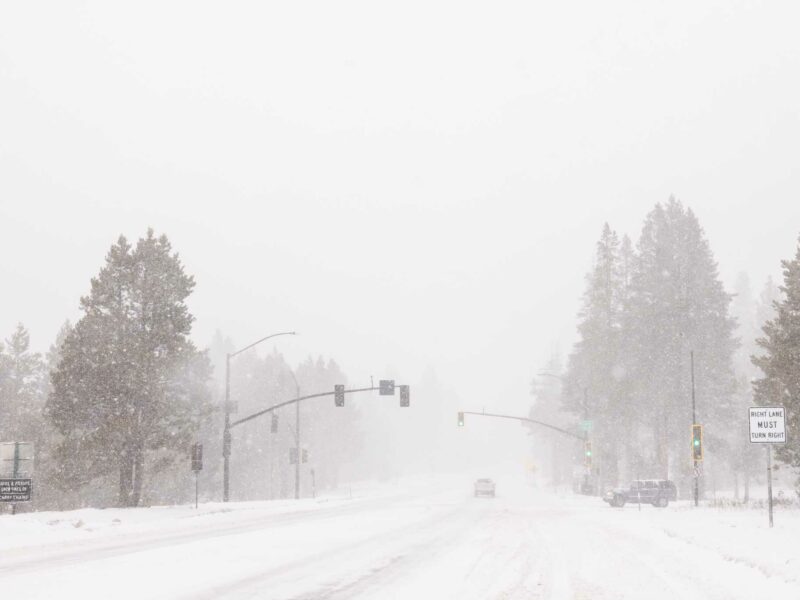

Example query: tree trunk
[655,416,668,480]
[744,474,750,503]
[131,445,145,507]
[734,471,739,502]
[118,448,134,507]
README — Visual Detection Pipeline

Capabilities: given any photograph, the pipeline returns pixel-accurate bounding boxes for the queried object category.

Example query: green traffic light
[693,439,700,446]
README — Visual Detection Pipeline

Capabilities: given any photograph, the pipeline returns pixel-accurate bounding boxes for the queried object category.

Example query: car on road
[603,479,676,507]
[474,478,496,497]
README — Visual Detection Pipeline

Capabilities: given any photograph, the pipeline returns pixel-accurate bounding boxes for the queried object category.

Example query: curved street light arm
[230,331,297,358]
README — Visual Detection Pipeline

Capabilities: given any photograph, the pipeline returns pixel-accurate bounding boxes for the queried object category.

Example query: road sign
[0,479,32,502]
[379,380,395,395]
[191,443,203,472]
[749,406,786,443]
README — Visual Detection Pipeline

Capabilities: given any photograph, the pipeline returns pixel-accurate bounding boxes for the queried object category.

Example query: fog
[2,1,800,486]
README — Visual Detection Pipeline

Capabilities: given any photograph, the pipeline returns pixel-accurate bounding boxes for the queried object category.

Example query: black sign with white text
[0,478,32,502]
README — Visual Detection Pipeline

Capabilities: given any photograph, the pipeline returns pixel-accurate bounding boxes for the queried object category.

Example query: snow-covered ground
[1,476,799,599]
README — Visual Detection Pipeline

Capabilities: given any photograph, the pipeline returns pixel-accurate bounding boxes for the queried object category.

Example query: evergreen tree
[46,230,212,507]
[35,321,75,509]
[564,223,630,488]
[0,324,45,444]
[752,237,800,474]
[626,199,736,484]
[756,276,781,329]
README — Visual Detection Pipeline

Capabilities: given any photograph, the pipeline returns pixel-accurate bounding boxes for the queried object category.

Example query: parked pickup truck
[603,479,676,508]
[474,478,496,497]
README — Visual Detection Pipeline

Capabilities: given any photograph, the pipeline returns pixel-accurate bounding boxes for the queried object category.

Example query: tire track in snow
[0,493,423,576]
[187,499,479,600]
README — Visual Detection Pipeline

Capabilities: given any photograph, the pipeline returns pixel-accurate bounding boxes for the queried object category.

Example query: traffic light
[191,443,203,472]
[271,413,278,434]
[399,385,410,407]
[692,424,703,461]
[584,440,592,468]
[335,384,345,407]
[458,412,464,427]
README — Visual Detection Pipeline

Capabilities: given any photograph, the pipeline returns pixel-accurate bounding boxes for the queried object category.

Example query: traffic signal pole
[222,331,296,503]
[294,379,301,500]
[231,386,380,428]
[457,410,585,440]
[223,353,231,503]
[225,383,408,501]
[691,350,699,507]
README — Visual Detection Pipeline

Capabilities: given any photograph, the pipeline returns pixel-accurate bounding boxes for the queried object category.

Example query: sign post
[749,406,787,528]
[191,443,203,509]
[0,479,32,502]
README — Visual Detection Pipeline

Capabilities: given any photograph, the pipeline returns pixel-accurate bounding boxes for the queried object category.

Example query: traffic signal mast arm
[459,410,585,441]
[231,386,378,429]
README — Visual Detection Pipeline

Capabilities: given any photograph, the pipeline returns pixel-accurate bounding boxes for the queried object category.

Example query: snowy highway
[2,479,799,600]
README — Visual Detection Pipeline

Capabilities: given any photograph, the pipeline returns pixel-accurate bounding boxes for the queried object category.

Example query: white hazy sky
[2,0,799,416]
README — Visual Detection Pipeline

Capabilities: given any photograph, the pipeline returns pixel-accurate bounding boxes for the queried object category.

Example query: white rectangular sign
[749,407,786,444]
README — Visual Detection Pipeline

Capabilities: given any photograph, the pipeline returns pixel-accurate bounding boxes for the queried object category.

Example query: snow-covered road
[2,479,799,599]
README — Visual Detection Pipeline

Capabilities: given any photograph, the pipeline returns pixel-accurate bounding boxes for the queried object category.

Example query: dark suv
[603,479,676,508]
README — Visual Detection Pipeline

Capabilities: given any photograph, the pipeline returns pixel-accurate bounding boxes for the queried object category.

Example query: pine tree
[0,324,45,444]
[564,223,629,488]
[756,276,781,329]
[35,321,75,509]
[46,230,212,507]
[752,237,800,473]
[626,199,736,484]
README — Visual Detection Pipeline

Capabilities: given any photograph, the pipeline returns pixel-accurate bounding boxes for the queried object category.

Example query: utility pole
[691,350,699,507]
[223,353,232,502]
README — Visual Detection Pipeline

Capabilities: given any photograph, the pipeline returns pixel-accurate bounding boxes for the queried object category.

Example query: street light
[223,330,296,502]
[283,368,302,500]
